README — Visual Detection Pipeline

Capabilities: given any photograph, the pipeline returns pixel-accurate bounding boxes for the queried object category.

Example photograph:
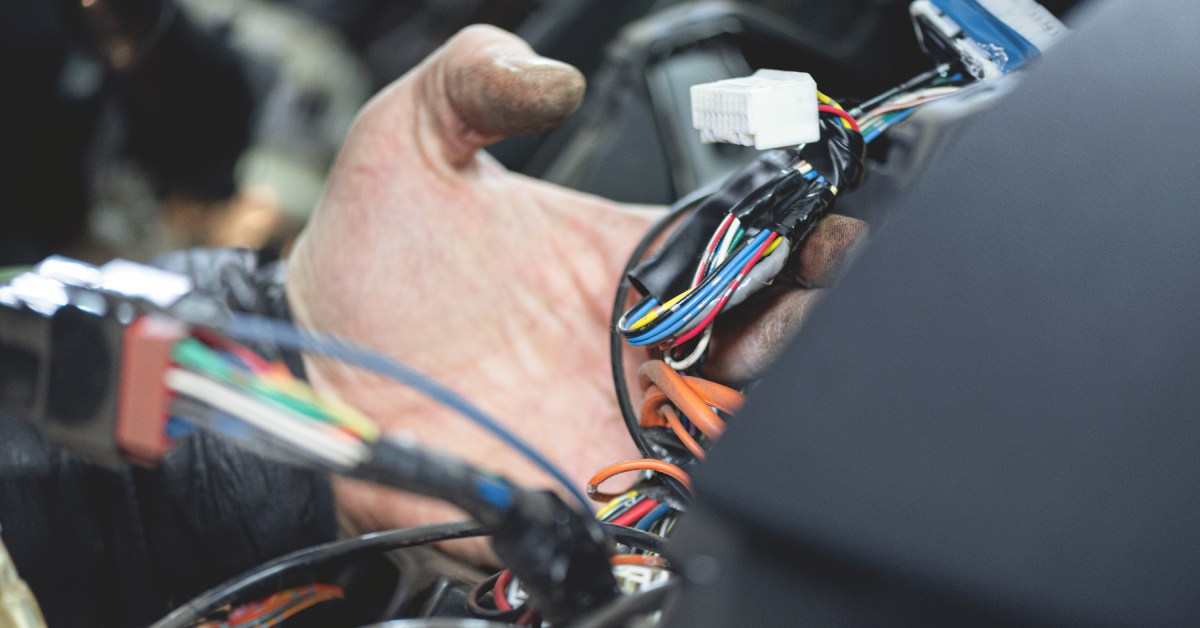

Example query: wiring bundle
[0,63,979,628]
[562,73,976,625]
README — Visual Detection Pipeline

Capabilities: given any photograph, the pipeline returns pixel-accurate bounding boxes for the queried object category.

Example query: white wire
[692,215,734,287]
[713,216,741,268]
[859,86,964,128]
[165,368,369,469]
[613,564,672,595]
[664,326,712,371]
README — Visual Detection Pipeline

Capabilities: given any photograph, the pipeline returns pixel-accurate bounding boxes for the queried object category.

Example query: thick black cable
[601,523,669,554]
[349,439,516,528]
[612,195,710,459]
[151,521,488,628]
[570,578,683,628]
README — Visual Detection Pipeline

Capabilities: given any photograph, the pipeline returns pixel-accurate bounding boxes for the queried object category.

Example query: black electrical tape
[628,149,798,302]
[356,445,618,623]
[350,440,513,528]
[800,117,866,192]
[754,182,838,242]
[751,118,867,241]
[490,490,617,624]
[729,168,807,222]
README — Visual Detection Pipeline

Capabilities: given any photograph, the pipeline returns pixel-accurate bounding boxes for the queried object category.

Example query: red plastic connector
[116,316,187,466]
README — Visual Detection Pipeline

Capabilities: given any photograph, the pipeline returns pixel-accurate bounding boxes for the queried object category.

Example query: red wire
[817,104,861,133]
[493,569,513,612]
[611,497,660,527]
[672,233,778,347]
[693,213,735,285]
[191,329,275,374]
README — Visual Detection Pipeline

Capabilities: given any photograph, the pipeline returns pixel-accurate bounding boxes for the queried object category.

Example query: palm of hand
[287,27,650,534]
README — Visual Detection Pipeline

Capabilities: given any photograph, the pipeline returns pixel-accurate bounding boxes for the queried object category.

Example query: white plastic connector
[690,69,819,150]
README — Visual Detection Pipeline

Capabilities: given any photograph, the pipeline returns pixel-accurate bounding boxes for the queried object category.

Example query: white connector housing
[690,70,819,150]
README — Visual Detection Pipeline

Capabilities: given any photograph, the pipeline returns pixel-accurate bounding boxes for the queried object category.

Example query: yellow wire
[596,491,639,519]
[635,236,785,333]
[317,396,382,442]
[816,91,852,129]
[630,289,693,330]
[266,371,381,441]
[764,237,783,256]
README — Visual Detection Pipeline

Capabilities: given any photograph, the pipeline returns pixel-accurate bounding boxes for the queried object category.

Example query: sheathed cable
[588,460,692,503]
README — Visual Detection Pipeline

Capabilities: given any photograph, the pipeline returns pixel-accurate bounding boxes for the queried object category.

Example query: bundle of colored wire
[859,83,967,143]
[172,336,379,442]
[211,313,591,509]
[621,97,855,355]
[166,368,368,469]
[618,229,780,348]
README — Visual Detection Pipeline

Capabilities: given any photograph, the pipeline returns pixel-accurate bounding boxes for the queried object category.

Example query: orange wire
[612,554,671,569]
[639,361,727,439]
[587,459,693,502]
[639,386,671,428]
[660,405,706,459]
[639,366,745,459]
[681,375,744,414]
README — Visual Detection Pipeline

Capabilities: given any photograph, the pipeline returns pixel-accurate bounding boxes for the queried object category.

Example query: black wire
[465,571,528,622]
[151,521,488,628]
[602,522,669,554]
[349,439,514,528]
[849,64,950,117]
[214,313,590,509]
[611,194,711,459]
[570,578,683,628]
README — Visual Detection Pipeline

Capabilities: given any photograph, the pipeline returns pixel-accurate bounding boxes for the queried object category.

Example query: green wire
[726,227,745,252]
[171,338,342,426]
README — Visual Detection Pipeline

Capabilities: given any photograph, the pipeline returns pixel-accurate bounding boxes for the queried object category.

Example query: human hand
[285,25,865,548]
[287,25,653,542]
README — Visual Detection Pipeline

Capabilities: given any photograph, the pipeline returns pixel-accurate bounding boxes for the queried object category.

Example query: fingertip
[445,43,586,138]
[703,288,824,386]
[791,215,868,288]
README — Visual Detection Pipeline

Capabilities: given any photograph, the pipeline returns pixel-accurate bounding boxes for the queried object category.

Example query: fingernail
[492,53,575,74]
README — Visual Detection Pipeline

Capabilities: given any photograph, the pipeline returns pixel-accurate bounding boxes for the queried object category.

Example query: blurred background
[0,0,1080,267]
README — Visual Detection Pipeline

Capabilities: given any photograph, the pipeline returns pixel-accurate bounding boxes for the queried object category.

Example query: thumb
[374,25,585,169]
[703,288,824,386]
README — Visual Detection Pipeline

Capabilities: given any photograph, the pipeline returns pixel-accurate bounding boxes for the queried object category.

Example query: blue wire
[213,348,253,371]
[474,477,514,510]
[622,298,658,330]
[627,230,771,346]
[165,416,197,439]
[633,503,671,531]
[220,313,592,510]
[625,249,746,346]
[631,230,770,345]
[864,109,916,144]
